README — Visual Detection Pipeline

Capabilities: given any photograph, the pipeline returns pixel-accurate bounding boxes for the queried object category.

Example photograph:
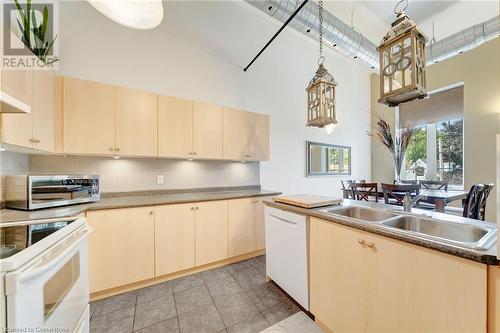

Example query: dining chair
[393,179,419,185]
[351,182,378,203]
[420,180,448,190]
[381,183,420,206]
[445,184,484,219]
[477,183,494,221]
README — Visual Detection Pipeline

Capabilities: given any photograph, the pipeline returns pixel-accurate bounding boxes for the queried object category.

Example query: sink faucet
[402,193,423,213]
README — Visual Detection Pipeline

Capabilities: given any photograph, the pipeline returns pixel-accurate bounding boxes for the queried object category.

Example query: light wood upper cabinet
[115,87,157,157]
[158,95,193,159]
[32,70,55,152]
[310,217,487,333]
[193,101,222,159]
[155,203,195,276]
[1,70,33,147]
[195,200,228,265]
[223,107,247,160]
[1,69,32,106]
[1,70,57,151]
[247,112,269,161]
[228,198,255,257]
[63,77,115,155]
[87,207,155,293]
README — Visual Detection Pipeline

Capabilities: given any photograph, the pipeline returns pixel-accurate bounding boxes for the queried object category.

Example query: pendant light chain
[318,0,324,64]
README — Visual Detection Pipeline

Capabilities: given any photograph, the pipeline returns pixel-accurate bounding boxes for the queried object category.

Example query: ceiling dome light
[86,0,164,30]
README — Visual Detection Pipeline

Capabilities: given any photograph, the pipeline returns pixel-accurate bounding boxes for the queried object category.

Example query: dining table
[341,188,469,213]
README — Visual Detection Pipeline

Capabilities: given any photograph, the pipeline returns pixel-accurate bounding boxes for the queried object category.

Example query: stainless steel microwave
[4,175,100,210]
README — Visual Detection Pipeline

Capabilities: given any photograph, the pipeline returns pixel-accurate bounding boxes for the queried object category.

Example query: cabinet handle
[29,138,34,143]
[115,147,120,152]
[358,239,365,245]
[34,138,40,144]
[190,207,195,211]
[366,242,375,248]
[193,152,197,155]
[195,206,199,210]
[149,211,154,215]
[109,147,114,152]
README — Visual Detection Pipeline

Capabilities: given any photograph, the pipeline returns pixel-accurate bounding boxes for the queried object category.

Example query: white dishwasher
[265,206,309,310]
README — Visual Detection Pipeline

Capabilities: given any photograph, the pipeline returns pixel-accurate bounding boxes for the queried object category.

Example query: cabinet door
[87,207,155,293]
[115,87,157,156]
[158,95,193,159]
[1,70,33,147]
[32,70,55,152]
[63,77,115,155]
[1,69,32,106]
[247,112,269,161]
[310,218,367,333]
[193,101,222,159]
[223,107,247,160]
[155,204,195,276]
[195,200,228,265]
[366,233,487,333]
[254,196,273,251]
[228,198,255,257]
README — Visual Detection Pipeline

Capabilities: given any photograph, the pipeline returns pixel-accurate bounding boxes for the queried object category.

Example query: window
[436,118,464,187]
[402,118,464,188]
[400,85,464,189]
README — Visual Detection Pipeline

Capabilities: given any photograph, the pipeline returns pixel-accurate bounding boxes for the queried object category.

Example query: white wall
[54,0,372,197]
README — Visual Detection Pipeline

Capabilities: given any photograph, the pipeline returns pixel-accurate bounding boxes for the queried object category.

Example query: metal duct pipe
[245,0,500,71]
[244,0,379,69]
[427,15,500,64]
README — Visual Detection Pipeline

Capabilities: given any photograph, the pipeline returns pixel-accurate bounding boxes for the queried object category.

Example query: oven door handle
[6,226,92,291]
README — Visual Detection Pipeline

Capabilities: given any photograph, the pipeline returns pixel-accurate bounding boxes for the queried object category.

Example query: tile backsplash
[28,155,260,193]
[0,151,29,203]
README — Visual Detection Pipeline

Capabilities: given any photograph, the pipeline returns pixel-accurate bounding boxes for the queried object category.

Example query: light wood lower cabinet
[195,200,228,265]
[310,217,487,333]
[488,265,500,333]
[155,203,195,276]
[87,207,155,293]
[228,198,255,257]
[254,196,272,250]
[88,197,270,293]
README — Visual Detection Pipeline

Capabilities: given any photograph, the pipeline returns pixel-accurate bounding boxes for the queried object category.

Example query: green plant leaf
[41,6,48,39]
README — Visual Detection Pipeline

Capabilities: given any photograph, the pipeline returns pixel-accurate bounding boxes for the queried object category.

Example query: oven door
[5,224,91,332]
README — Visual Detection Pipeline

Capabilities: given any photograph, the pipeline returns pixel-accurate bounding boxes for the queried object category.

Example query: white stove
[0,216,92,332]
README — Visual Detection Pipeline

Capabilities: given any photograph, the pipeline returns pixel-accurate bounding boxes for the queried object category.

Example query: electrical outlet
[157,175,164,185]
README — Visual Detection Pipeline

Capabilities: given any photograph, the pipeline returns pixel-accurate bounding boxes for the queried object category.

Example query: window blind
[399,85,464,127]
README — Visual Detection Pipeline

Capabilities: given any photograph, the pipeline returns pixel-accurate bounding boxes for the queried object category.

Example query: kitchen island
[264,198,500,333]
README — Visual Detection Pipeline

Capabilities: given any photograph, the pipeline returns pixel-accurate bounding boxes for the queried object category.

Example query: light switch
[157,175,164,185]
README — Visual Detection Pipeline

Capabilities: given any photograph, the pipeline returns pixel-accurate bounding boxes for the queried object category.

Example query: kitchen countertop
[265,199,499,265]
[0,186,281,224]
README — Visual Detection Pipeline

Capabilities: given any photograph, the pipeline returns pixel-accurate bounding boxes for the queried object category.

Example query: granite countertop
[0,186,281,224]
[265,199,499,265]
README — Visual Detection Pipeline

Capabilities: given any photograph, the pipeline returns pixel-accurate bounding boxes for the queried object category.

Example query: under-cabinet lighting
[113,156,121,159]
[86,0,164,30]
[187,158,194,161]
[241,160,246,163]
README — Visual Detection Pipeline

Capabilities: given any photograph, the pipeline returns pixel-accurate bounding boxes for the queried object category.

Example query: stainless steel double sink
[320,206,497,251]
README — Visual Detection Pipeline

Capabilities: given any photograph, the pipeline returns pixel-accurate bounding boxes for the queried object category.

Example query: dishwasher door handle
[269,214,298,228]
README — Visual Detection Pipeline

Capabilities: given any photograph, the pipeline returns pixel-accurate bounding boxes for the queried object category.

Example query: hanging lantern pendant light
[377,0,428,107]
[306,0,338,129]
